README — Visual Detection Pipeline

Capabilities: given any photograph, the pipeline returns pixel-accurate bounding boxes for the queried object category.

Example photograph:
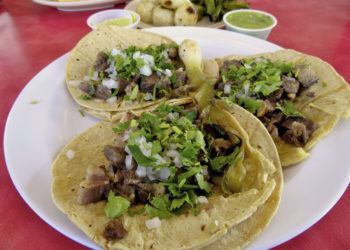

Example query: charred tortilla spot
[165,0,171,5]
[201,225,206,231]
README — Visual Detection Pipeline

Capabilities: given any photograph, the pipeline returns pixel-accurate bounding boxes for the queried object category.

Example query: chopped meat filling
[103,219,127,240]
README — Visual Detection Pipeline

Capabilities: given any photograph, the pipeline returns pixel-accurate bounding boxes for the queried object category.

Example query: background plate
[4,27,350,249]
[32,0,126,12]
[125,0,224,29]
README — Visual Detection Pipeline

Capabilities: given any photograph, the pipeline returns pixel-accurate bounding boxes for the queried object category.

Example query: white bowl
[87,9,140,30]
[223,9,277,40]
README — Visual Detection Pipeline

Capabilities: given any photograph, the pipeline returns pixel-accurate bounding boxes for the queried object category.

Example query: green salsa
[226,11,273,29]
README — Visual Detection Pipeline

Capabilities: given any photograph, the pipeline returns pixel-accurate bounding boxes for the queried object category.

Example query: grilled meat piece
[113,183,136,203]
[77,182,110,205]
[296,65,318,87]
[282,76,300,94]
[94,52,109,72]
[257,100,275,117]
[94,84,111,100]
[77,165,110,205]
[103,219,127,241]
[280,117,317,146]
[117,78,129,94]
[266,88,283,102]
[104,146,126,168]
[136,183,166,203]
[140,74,159,92]
[174,68,187,87]
[78,82,95,96]
[114,170,142,185]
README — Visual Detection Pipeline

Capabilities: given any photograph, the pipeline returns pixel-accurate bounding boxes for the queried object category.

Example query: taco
[51,101,282,249]
[66,26,197,121]
[202,49,350,167]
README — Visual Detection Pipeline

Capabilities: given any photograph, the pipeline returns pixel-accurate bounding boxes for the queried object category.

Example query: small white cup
[223,9,277,40]
[87,9,140,30]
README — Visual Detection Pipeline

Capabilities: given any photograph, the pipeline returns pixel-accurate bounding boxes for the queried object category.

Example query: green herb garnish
[105,191,131,218]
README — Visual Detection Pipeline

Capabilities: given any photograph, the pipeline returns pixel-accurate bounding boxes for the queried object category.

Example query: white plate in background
[32,0,126,12]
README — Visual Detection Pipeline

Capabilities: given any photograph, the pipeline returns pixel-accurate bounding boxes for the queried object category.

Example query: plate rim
[32,0,124,8]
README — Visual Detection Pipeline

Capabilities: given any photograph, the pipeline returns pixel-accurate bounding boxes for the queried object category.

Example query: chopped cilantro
[276,101,303,117]
[127,144,155,166]
[78,109,85,117]
[79,94,91,100]
[30,100,39,104]
[145,195,173,219]
[210,146,241,172]
[105,191,130,218]
[237,95,263,114]
[112,121,130,133]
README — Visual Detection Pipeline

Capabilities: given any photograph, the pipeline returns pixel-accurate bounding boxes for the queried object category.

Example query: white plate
[32,0,126,12]
[125,0,224,29]
[4,27,350,249]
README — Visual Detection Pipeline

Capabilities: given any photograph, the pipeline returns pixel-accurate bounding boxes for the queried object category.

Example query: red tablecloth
[1,0,349,249]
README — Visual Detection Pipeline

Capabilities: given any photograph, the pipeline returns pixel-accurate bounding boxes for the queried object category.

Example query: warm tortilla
[216,49,350,167]
[51,102,282,249]
[66,26,193,120]
[204,100,283,249]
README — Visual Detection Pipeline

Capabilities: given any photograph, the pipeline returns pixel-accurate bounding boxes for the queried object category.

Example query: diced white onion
[111,48,126,58]
[141,54,155,67]
[92,71,99,81]
[83,76,90,81]
[159,167,171,181]
[166,150,182,168]
[164,69,172,77]
[166,149,180,158]
[132,51,141,59]
[66,149,75,160]
[145,217,161,229]
[169,143,177,150]
[125,146,131,155]
[224,84,231,94]
[106,62,116,75]
[125,155,133,170]
[102,78,119,89]
[214,220,219,226]
[167,112,179,121]
[197,196,208,204]
[154,154,166,165]
[122,130,130,142]
[243,83,250,96]
[136,165,147,178]
[146,167,157,181]
[244,64,252,69]
[144,93,153,101]
[202,168,208,176]
[106,96,117,104]
[140,65,152,76]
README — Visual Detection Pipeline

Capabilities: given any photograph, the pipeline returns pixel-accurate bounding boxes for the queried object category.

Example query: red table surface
[1,0,349,249]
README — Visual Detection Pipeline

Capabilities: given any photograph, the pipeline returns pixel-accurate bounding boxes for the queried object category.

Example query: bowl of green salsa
[223,9,277,40]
